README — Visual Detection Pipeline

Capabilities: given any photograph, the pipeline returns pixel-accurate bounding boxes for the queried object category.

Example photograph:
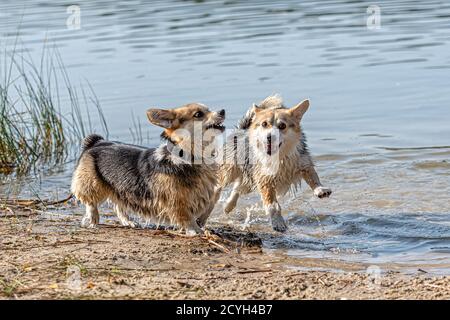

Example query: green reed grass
[0,40,108,175]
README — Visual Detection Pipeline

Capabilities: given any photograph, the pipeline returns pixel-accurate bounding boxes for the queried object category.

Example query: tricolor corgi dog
[211,95,331,232]
[71,103,225,235]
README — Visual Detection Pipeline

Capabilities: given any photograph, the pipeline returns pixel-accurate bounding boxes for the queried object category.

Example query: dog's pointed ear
[147,109,176,128]
[289,99,310,121]
[252,103,263,113]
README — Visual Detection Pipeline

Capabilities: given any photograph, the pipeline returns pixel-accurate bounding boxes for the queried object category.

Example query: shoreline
[1,210,449,299]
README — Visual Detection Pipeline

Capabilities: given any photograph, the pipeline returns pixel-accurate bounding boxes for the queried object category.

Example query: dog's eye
[193,111,204,118]
[261,121,268,128]
[278,123,286,130]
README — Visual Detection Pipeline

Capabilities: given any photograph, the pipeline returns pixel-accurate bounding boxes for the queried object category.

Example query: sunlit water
[1,0,449,274]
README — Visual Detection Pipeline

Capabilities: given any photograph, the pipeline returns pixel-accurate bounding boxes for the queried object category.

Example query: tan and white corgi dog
[211,95,331,232]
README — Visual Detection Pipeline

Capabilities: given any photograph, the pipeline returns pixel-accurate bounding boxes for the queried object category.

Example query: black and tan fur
[210,95,331,232]
[71,103,225,235]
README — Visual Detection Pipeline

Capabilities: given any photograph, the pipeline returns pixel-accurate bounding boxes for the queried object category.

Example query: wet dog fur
[211,94,331,232]
[71,103,225,235]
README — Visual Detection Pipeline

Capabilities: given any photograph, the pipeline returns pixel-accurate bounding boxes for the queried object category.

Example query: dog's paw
[314,186,332,199]
[184,220,204,237]
[119,217,138,228]
[271,214,288,232]
[185,228,204,237]
[223,201,237,214]
[124,220,138,228]
[223,203,234,214]
[81,217,98,229]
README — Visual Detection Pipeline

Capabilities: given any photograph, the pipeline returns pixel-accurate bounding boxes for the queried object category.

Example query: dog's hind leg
[258,183,287,232]
[81,204,100,228]
[197,186,222,228]
[224,179,241,214]
[72,153,110,229]
[114,204,137,228]
[184,218,204,236]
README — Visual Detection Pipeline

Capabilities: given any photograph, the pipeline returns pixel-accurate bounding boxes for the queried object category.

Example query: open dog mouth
[206,122,225,132]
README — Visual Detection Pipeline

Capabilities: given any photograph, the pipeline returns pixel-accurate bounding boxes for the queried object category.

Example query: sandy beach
[1,208,449,300]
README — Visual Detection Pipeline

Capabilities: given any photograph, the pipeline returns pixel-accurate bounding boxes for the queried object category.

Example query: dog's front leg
[224,178,242,214]
[258,183,287,232]
[301,167,332,198]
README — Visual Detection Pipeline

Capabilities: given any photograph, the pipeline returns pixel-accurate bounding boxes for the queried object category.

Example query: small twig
[61,266,176,273]
[236,269,272,274]
[207,239,231,253]
[0,194,73,209]
[318,278,330,287]
[280,272,305,278]
[418,268,428,273]
[45,194,74,206]
[1,239,110,251]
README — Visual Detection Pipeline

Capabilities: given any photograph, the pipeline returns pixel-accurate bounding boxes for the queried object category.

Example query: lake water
[1,0,450,274]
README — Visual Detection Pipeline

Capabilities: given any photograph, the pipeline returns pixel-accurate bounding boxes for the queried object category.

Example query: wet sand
[1,209,449,300]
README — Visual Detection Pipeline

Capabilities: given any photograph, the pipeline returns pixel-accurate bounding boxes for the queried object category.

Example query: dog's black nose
[267,135,272,143]
[218,109,225,117]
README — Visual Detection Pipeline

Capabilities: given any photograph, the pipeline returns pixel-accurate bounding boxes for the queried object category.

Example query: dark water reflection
[1,0,450,273]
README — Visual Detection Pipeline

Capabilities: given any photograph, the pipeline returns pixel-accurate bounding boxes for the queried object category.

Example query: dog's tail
[81,134,104,151]
[237,94,284,130]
